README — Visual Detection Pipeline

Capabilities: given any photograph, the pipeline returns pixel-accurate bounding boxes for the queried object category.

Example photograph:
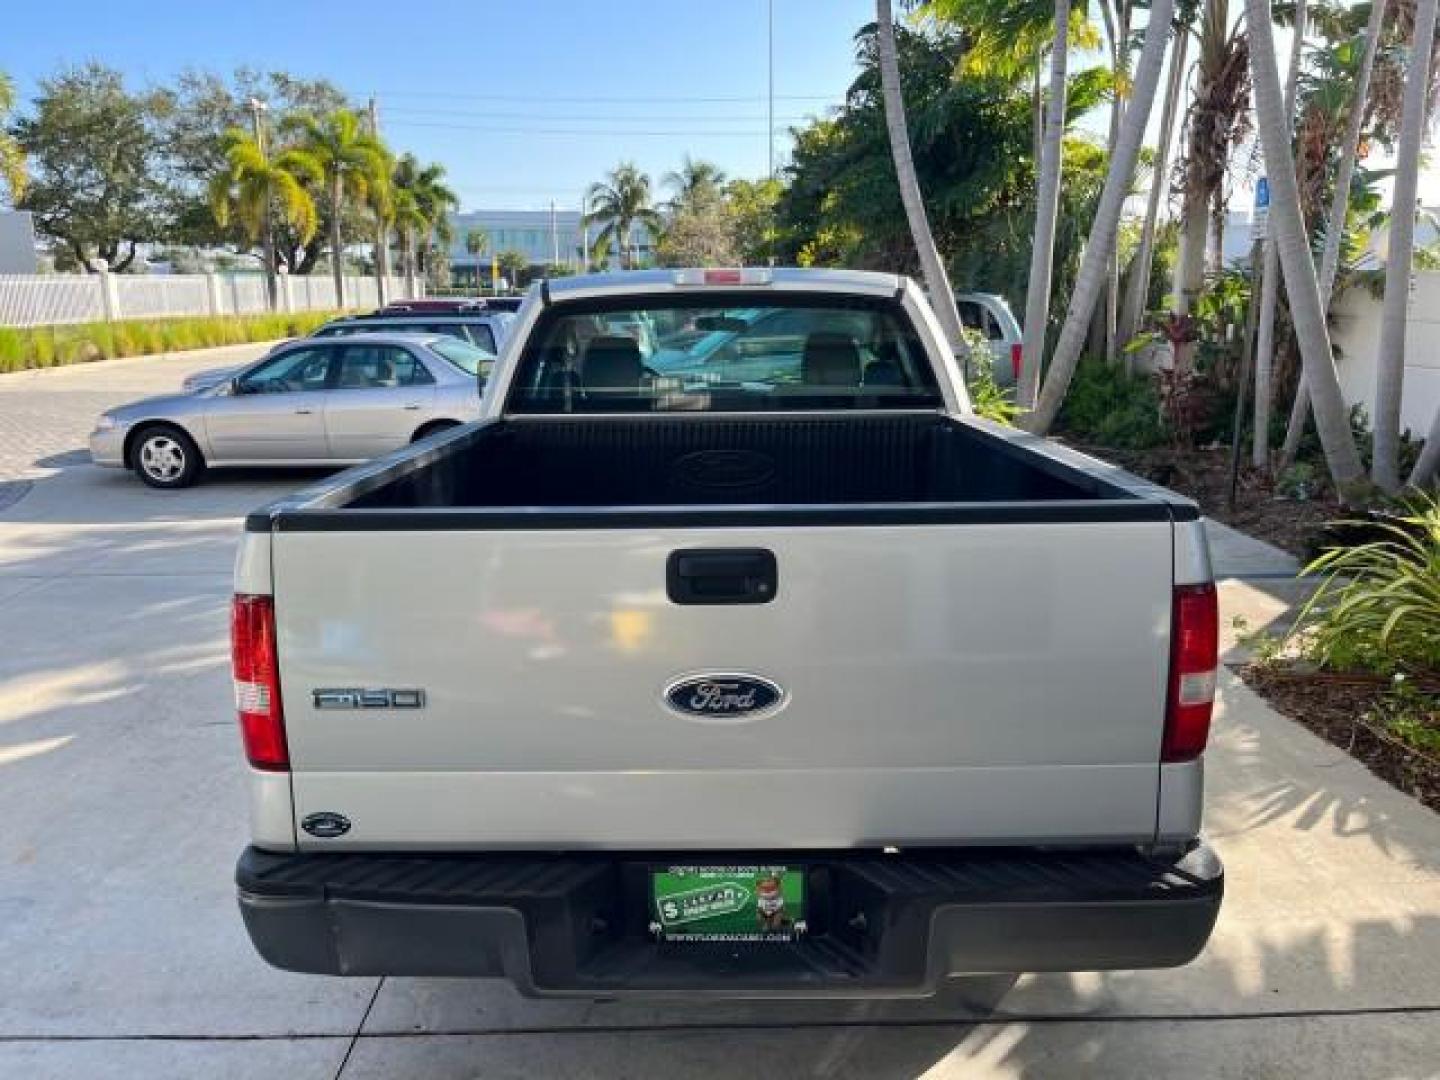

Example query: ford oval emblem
[301,812,351,839]
[670,450,777,492]
[664,674,785,721]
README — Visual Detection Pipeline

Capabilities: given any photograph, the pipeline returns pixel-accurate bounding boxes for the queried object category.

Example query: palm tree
[1251,0,1308,468]
[664,156,727,211]
[391,154,458,287]
[280,109,389,307]
[1023,0,1176,433]
[584,163,663,270]
[1016,0,1069,408]
[207,127,321,308]
[498,249,528,294]
[366,151,396,307]
[0,72,25,203]
[1278,0,1390,472]
[1244,0,1365,493]
[874,0,968,351]
[465,229,489,290]
[391,188,428,298]
[1172,0,1251,317]
[1120,0,1198,346]
[1372,0,1439,490]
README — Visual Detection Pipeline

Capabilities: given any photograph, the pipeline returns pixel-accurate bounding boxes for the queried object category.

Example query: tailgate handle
[667,548,777,605]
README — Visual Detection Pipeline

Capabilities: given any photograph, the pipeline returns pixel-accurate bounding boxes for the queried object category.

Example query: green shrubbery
[0,311,343,372]
[1296,496,1440,676]
[1056,358,1167,450]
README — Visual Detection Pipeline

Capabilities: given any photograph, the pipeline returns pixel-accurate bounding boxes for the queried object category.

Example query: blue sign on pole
[1252,177,1270,240]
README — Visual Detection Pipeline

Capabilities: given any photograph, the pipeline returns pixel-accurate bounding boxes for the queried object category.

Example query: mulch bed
[1064,440,1338,559]
[1239,663,1440,814]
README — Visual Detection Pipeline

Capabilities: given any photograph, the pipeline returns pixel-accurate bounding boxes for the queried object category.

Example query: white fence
[0,271,415,328]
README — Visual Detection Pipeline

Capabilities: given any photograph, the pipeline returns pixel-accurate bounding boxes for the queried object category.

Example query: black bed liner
[245,412,1198,532]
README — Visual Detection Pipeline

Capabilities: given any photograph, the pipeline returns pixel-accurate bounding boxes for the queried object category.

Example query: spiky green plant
[1295,495,1440,674]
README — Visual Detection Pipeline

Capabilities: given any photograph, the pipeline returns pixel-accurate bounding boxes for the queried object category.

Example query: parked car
[233,267,1222,999]
[313,311,513,354]
[955,291,1024,386]
[90,333,490,489]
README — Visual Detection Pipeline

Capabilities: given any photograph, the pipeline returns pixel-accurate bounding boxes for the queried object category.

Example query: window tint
[239,347,332,394]
[508,299,941,414]
[333,345,433,389]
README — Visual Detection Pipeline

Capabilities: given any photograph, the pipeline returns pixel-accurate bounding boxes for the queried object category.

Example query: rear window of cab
[507,294,941,414]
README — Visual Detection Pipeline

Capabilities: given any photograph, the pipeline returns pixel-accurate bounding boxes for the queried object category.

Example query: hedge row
[0,311,345,373]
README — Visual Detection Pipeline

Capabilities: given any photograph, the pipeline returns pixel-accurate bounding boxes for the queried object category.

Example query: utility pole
[550,200,559,268]
[581,191,590,272]
[367,95,391,304]
[767,0,775,177]
[248,97,276,310]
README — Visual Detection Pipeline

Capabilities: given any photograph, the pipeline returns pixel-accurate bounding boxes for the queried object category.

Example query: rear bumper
[237,842,1222,999]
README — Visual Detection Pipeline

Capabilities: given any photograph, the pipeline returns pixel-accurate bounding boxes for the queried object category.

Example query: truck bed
[258,412,1192,524]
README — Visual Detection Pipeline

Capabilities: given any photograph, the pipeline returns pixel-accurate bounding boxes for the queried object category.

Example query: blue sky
[3,0,876,211]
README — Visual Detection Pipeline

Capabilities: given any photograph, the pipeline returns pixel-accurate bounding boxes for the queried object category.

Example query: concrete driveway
[0,347,1437,1078]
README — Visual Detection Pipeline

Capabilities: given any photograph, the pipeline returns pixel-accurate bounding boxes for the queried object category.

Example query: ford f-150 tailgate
[262,510,1179,850]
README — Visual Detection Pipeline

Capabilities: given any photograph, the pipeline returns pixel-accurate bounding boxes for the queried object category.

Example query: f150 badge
[312,688,426,709]
[664,674,785,721]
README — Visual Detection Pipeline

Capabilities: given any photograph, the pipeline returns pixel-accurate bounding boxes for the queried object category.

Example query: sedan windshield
[431,338,494,379]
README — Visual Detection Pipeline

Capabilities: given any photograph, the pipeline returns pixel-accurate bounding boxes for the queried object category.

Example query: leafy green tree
[206,127,321,302]
[725,177,783,264]
[584,163,663,269]
[0,71,26,203]
[773,17,1108,322]
[280,109,389,305]
[166,68,351,258]
[656,188,740,267]
[13,64,177,270]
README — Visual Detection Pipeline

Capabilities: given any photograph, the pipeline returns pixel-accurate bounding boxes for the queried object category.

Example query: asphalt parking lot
[1,345,1438,1078]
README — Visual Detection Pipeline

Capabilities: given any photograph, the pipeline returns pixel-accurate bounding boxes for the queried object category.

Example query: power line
[383,120,777,137]
[383,106,816,122]
[363,89,838,104]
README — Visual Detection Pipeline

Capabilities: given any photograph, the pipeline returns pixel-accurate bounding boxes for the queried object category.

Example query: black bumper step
[237,844,1223,998]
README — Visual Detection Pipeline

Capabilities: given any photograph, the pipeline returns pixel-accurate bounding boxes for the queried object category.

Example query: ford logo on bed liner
[671,450,777,491]
[664,674,785,721]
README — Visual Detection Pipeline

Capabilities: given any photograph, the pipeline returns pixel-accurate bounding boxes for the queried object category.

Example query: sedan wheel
[133,426,203,489]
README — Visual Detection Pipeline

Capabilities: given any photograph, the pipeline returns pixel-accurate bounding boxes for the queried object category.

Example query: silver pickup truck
[232,267,1222,998]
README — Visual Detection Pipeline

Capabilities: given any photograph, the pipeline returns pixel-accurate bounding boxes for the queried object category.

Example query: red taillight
[1010,343,1023,381]
[231,594,288,771]
[703,268,744,285]
[1163,583,1219,762]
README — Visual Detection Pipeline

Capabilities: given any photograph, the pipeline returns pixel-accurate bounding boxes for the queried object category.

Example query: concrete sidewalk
[0,351,1436,1077]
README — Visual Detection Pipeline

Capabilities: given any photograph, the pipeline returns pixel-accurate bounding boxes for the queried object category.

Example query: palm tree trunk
[1121,27,1189,346]
[1017,0,1070,410]
[1251,0,1307,468]
[1375,0,1439,490]
[403,228,418,298]
[1174,191,1209,317]
[875,0,968,354]
[374,222,390,307]
[1278,0,1387,474]
[329,175,345,308]
[1024,0,1176,434]
[1245,0,1365,494]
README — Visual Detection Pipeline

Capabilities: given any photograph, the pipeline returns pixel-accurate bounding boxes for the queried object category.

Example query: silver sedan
[89,333,491,488]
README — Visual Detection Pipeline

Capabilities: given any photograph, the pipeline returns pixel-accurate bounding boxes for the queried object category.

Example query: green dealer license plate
[651,865,806,942]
